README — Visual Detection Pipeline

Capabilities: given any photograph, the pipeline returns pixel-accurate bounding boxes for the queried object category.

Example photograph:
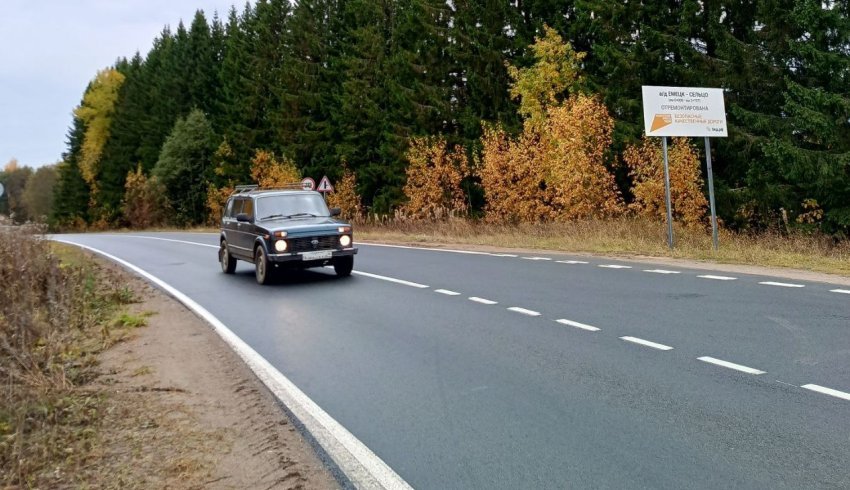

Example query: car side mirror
[236,213,251,223]
[329,208,341,217]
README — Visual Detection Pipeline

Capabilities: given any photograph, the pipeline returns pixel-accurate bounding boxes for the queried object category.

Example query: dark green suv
[218,186,358,284]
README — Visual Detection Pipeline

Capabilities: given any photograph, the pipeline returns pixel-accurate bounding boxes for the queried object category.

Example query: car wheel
[334,255,354,277]
[255,246,272,285]
[220,240,237,274]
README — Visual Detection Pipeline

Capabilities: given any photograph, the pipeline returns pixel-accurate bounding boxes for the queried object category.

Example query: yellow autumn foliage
[478,125,555,222]
[206,149,303,225]
[74,69,125,186]
[402,137,470,220]
[479,94,623,223]
[624,137,708,226]
[250,149,301,188]
[327,165,364,222]
[507,25,585,130]
[544,95,623,220]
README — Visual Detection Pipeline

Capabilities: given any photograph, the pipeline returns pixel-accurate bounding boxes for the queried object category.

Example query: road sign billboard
[642,86,727,137]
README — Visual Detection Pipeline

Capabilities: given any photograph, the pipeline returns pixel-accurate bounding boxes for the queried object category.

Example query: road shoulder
[91,254,339,489]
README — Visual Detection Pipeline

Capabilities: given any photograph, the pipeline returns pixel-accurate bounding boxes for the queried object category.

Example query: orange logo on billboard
[650,114,673,132]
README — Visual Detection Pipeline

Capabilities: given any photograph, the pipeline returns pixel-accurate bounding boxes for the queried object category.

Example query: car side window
[242,198,254,219]
[224,198,235,218]
[231,198,244,217]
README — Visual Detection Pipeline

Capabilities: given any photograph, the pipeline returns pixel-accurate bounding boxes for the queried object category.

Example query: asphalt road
[59,232,850,489]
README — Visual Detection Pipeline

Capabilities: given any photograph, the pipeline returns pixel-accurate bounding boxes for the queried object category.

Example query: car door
[235,197,257,258]
[226,197,250,259]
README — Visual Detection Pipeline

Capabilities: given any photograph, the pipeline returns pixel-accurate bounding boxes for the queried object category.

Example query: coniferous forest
[49,0,850,234]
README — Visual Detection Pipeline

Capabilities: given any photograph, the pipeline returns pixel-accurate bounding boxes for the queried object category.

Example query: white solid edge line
[556,260,589,264]
[434,289,461,296]
[697,356,765,375]
[599,264,632,269]
[351,271,429,289]
[801,384,850,401]
[53,239,412,490]
[643,269,681,274]
[831,289,850,294]
[620,336,674,351]
[759,281,805,288]
[123,234,219,248]
[507,307,541,317]
[468,297,498,305]
[555,319,600,332]
[698,275,737,281]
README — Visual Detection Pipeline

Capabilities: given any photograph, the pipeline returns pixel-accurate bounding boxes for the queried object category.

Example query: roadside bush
[402,137,469,220]
[479,28,622,223]
[327,164,364,222]
[478,124,555,222]
[122,164,170,228]
[250,149,301,188]
[624,137,708,227]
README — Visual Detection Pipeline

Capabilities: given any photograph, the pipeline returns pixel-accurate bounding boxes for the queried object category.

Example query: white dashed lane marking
[491,253,518,257]
[522,256,552,261]
[759,281,805,288]
[555,319,600,332]
[830,289,850,295]
[698,275,737,281]
[599,264,632,269]
[643,269,681,274]
[620,336,674,351]
[434,289,461,296]
[351,271,429,289]
[697,356,766,375]
[469,297,498,305]
[801,384,850,401]
[507,307,542,317]
[557,260,589,264]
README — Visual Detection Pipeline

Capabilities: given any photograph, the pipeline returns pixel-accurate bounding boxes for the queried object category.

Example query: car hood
[260,216,347,235]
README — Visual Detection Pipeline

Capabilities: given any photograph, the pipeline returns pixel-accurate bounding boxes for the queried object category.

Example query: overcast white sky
[1,0,248,169]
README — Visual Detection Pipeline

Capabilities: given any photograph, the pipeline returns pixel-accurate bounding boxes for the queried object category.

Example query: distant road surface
[58,232,850,489]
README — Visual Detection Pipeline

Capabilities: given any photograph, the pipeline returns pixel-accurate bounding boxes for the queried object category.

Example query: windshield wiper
[260,212,319,220]
[259,214,287,220]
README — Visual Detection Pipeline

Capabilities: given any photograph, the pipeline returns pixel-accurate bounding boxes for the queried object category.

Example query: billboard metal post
[704,137,719,251]
[662,136,674,250]
[642,85,728,253]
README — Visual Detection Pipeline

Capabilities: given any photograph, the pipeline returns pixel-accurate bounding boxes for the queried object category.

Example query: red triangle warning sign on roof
[317,175,334,193]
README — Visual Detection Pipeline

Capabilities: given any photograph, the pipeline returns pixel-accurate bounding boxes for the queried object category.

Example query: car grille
[288,235,339,253]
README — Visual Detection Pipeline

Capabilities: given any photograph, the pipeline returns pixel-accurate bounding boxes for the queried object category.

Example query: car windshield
[256,193,330,220]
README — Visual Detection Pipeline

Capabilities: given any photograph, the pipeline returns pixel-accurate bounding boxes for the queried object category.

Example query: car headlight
[339,235,352,247]
[274,240,288,252]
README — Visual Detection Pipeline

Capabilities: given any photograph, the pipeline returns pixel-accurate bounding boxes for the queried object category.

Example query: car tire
[220,240,237,274]
[334,255,354,277]
[255,246,273,285]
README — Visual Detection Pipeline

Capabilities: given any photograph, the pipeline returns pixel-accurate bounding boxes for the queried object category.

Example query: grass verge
[0,228,140,487]
[357,218,850,276]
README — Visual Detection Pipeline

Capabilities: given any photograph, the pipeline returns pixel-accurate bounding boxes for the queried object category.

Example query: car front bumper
[267,247,358,263]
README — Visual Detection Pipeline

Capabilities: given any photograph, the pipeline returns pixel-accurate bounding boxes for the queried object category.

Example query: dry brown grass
[357,218,850,276]
[0,228,138,487]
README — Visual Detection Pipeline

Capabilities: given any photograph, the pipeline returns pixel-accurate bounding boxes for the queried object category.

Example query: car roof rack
[231,183,310,195]
[232,185,258,195]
